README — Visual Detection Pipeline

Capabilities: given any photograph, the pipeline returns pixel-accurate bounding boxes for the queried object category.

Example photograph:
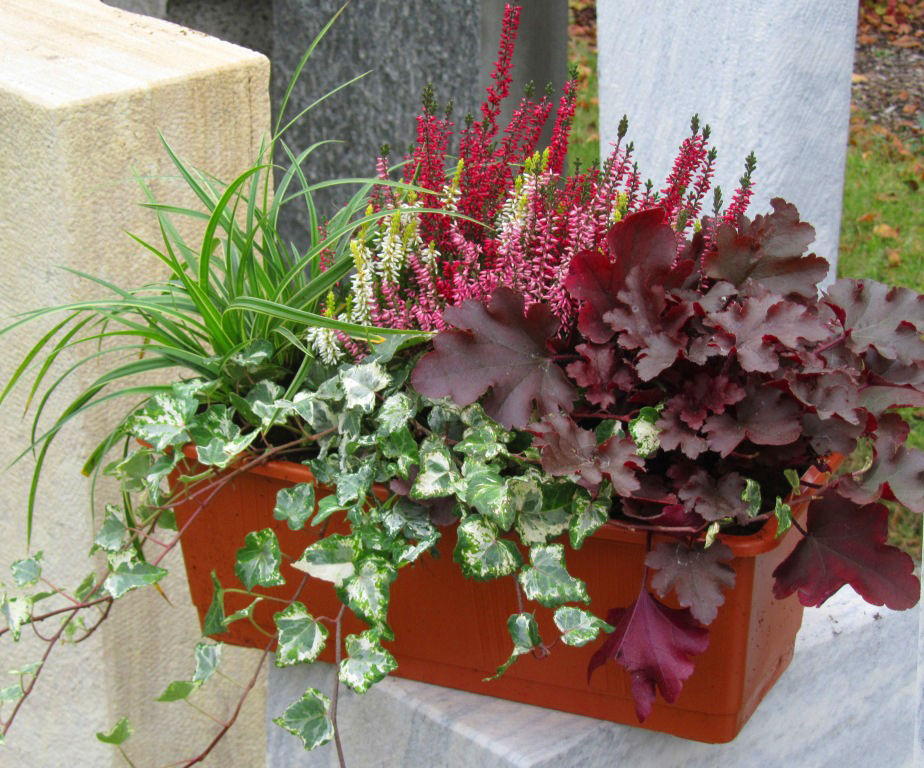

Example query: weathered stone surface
[597,0,857,277]
[0,1,269,765]
[267,589,917,766]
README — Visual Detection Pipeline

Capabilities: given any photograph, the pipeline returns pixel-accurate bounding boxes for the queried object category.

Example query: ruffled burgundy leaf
[825,279,924,364]
[531,412,641,496]
[703,199,828,298]
[703,387,802,457]
[656,408,708,459]
[785,371,862,424]
[587,588,709,721]
[677,469,751,523]
[800,413,864,457]
[772,490,920,610]
[846,446,924,514]
[411,288,575,428]
[707,290,833,373]
[646,541,736,625]
[565,343,637,408]
[665,371,746,431]
[859,384,924,412]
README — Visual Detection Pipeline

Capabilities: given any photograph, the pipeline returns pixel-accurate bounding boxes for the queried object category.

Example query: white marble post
[597,0,858,276]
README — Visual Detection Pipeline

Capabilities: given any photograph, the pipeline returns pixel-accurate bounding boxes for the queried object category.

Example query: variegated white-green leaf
[96,717,133,746]
[246,380,286,429]
[742,478,762,518]
[228,339,274,370]
[11,551,42,587]
[338,630,398,693]
[487,612,541,680]
[410,437,460,499]
[518,544,589,608]
[203,572,226,636]
[192,641,222,683]
[336,465,374,506]
[226,597,262,624]
[569,493,610,549]
[9,661,41,678]
[704,521,721,548]
[273,688,334,751]
[311,495,345,527]
[130,387,199,451]
[393,530,440,567]
[381,426,419,479]
[293,535,359,586]
[336,557,396,628]
[376,392,415,435]
[273,483,317,531]
[0,684,21,702]
[453,516,523,581]
[463,459,514,531]
[234,529,284,591]
[104,561,168,599]
[341,361,389,413]
[774,498,793,539]
[287,391,338,432]
[553,606,614,647]
[454,424,509,461]
[92,506,127,553]
[594,419,624,442]
[157,679,200,702]
[512,478,570,545]
[629,406,662,458]
[196,431,257,468]
[274,603,328,668]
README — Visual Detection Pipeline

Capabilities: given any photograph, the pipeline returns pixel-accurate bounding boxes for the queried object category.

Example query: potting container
[171,448,835,743]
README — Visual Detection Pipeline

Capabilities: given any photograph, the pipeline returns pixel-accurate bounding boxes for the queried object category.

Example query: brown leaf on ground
[873,223,901,239]
[857,212,878,223]
[887,248,902,266]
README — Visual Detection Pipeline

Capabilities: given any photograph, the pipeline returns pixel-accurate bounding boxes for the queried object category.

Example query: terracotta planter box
[172,449,833,743]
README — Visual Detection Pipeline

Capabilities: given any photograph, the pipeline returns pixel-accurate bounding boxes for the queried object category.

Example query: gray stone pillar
[597,0,858,276]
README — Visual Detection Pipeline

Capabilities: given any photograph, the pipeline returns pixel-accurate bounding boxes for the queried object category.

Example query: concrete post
[0,1,269,764]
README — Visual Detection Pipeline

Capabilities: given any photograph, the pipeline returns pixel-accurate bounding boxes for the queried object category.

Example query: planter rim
[180,445,842,559]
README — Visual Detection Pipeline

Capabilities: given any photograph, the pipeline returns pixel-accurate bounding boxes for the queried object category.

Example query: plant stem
[331,605,348,768]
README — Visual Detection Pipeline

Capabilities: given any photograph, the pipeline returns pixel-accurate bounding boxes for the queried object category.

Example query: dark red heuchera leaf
[703,386,802,456]
[588,587,710,721]
[411,287,575,428]
[702,198,828,298]
[666,371,746,431]
[825,279,924,364]
[530,412,641,495]
[677,469,751,523]
[800,413,865,456]
[646,541,736,625]
[707,289,833,373]
[565,343,637,408]
[656,408,708,459]
[843,446,924,515]
[772,490,920,610]
[784,370,862,424]
[565,249,623,344]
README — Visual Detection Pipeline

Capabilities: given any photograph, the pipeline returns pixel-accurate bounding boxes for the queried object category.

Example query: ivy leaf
[335,465,375,506]
[104,561,168,599]
[245,379,286,429]
[287,391,337,432]
[628,407,662,458]
[274,603,328,667]
[190,405,258,468]
[203,572,226,636]
[518,544,589,608]
[512,479,572,545]
[272,688,335,751]
[96,717,132,746]
[11,551,43,587]
[129,386,199,451]
[381,425,420,480]
[336,557,396,629]
[192,641,222,683]
[530,412,641,496]
[234,529,284,591]
[0,595,31,641]
[463,460,514,531]
[569,493,610,549]
[646,541,736,625]
[703,199,827,298]
[376,392,416,435]
[774,498,793,538]
[487,613,541,680]
[772,491,919,610]
[225,598,262,624]
[826,278,924,364]
[454,423,510,461]
[157,680,200,702]
[341,361,389,413]
[453,516,523,580]
[411,287,576,428]
[273,483,317,531]
[92,506,127,554]
[338,630,398,693]
[293,535,359,586]
[410,437,460,499]
[588,588,710,721]
[554,606,613,647]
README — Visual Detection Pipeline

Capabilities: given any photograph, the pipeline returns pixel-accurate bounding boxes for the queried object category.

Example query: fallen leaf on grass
[873,223,900,239]
[856,212,877,223]
[887,249,902,267]
[852,73,868,84]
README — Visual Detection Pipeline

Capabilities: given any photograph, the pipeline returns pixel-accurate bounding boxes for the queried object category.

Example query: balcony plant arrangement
[1,4,922,764]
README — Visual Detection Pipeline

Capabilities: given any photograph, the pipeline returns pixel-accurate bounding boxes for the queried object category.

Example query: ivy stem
[331,604,348,768]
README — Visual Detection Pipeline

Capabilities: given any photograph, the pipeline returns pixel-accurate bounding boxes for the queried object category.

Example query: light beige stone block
[0,1,270,765]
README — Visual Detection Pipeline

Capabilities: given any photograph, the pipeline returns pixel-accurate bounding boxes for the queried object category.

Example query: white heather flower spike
[305,327,343,365]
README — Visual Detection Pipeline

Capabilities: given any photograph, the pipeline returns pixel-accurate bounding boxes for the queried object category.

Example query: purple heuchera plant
[413,199,923,719]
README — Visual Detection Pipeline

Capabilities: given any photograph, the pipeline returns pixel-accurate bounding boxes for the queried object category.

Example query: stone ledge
[267,589,917,767]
